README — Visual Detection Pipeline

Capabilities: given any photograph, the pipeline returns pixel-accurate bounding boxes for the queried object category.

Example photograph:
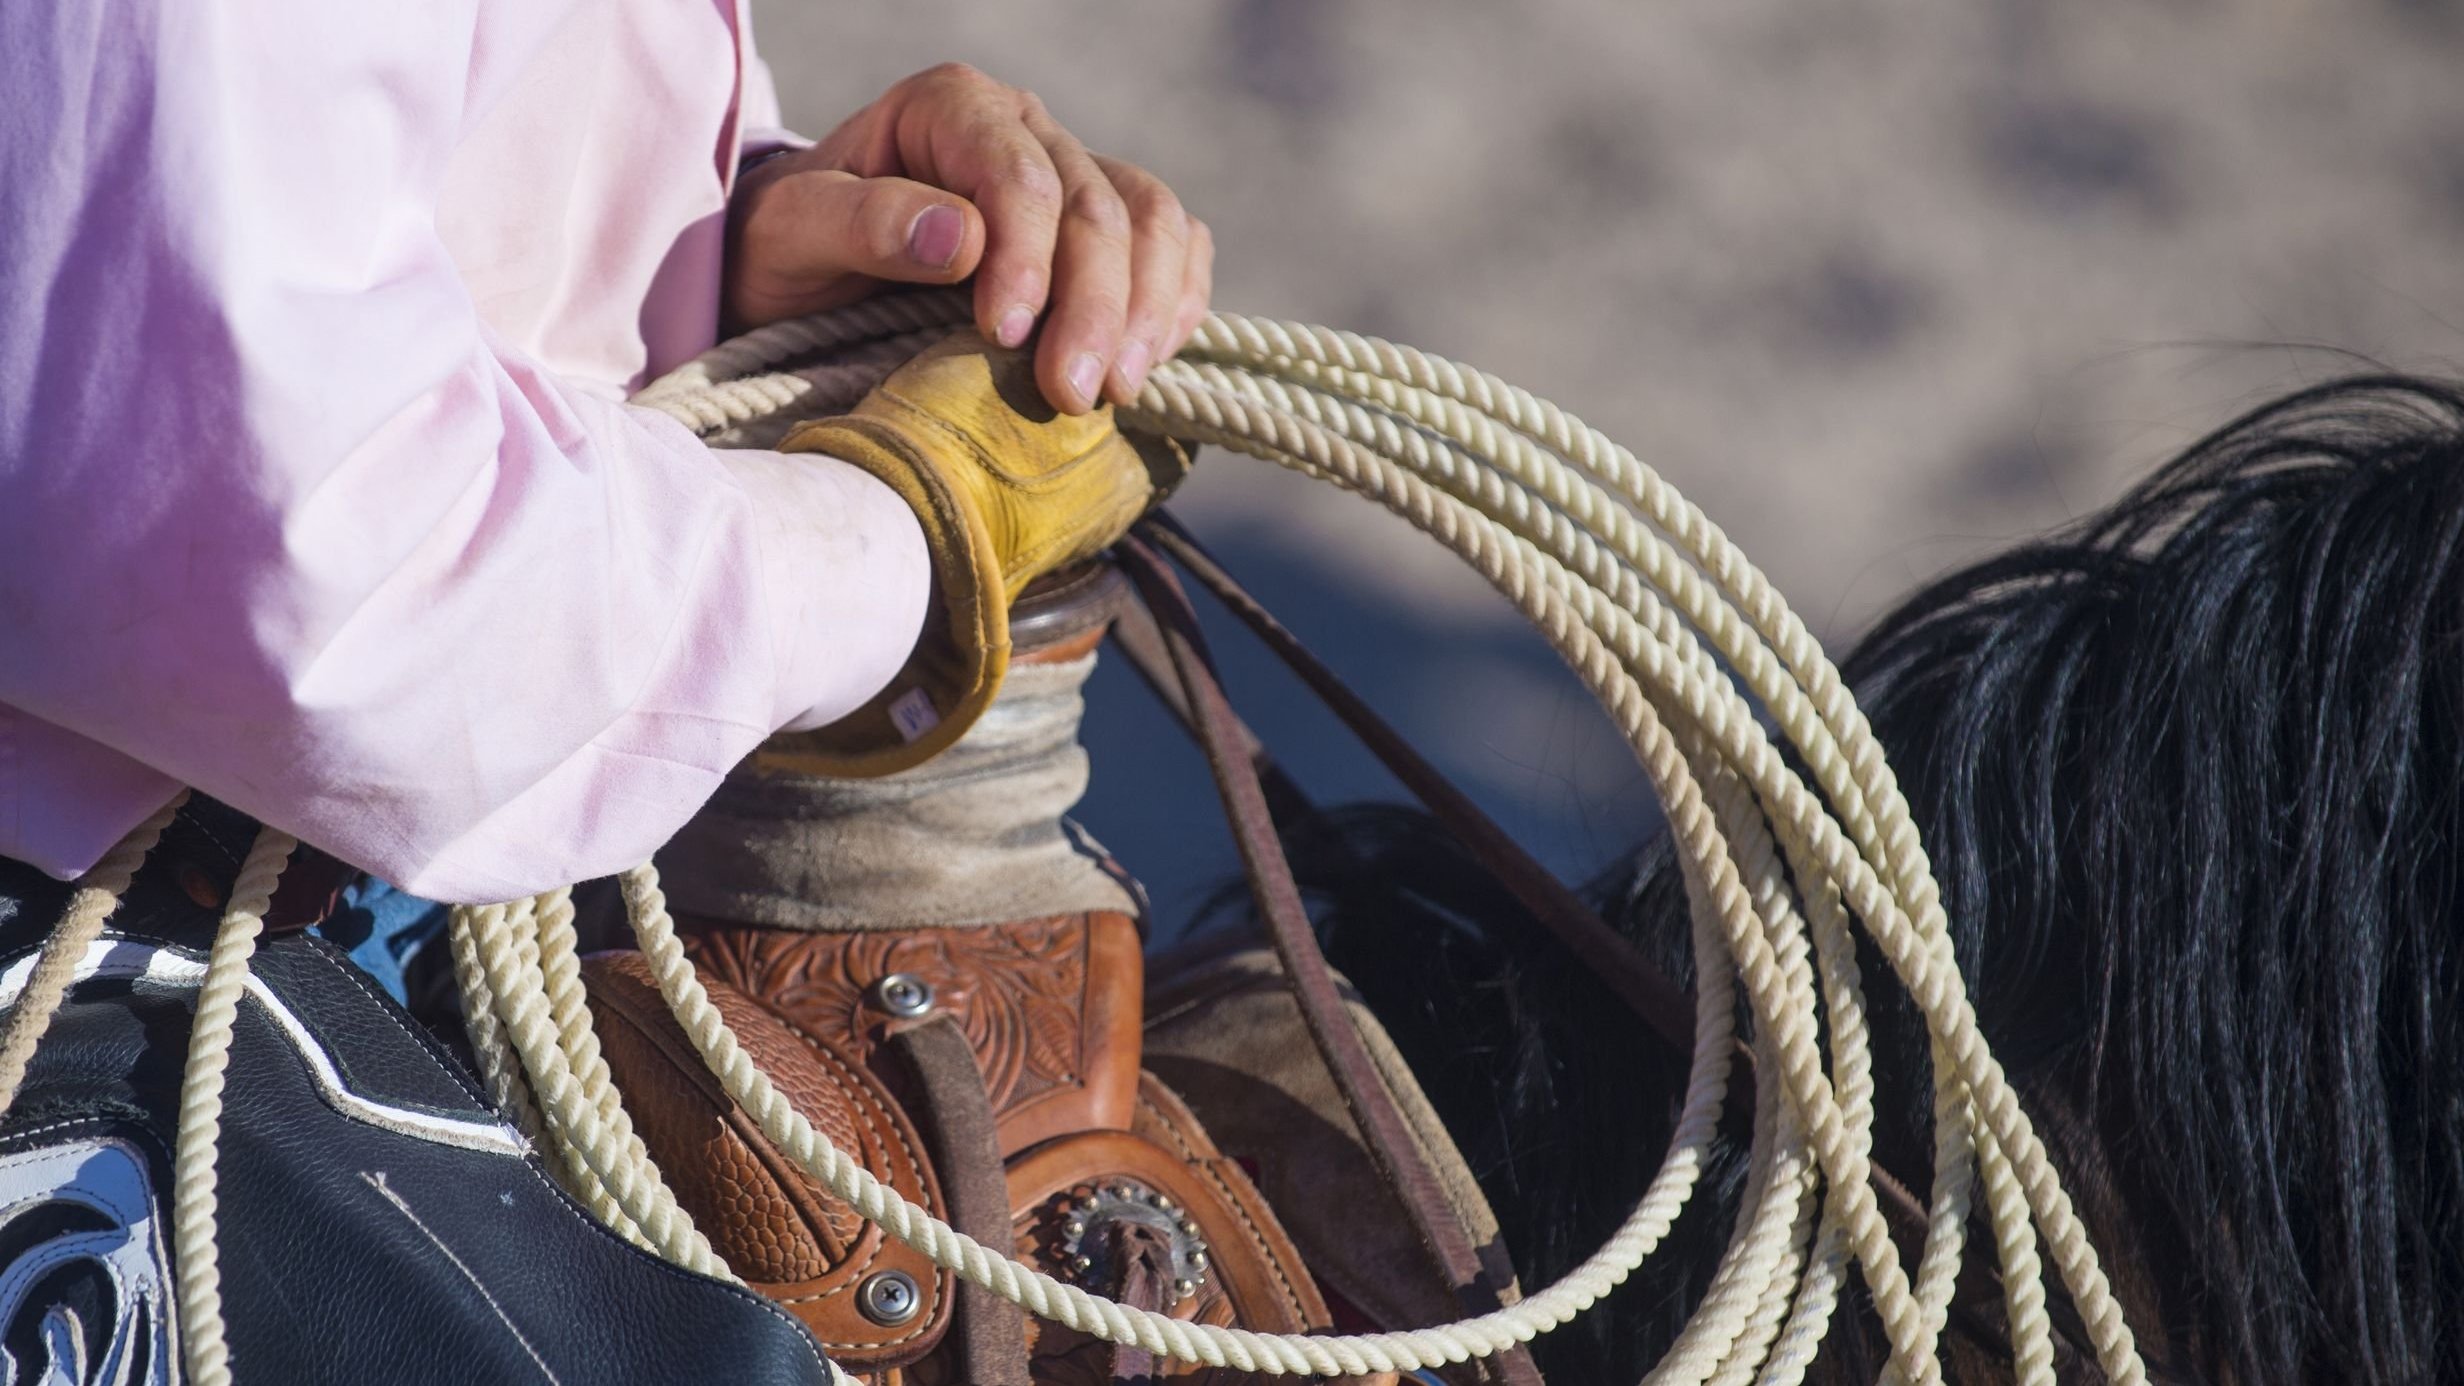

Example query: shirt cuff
[737,126,813,170]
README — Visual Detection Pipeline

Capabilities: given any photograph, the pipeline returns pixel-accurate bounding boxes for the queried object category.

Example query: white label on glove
[888,687,942,743]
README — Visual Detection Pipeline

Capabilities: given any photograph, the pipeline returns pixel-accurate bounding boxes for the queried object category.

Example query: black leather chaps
[0,797,838,1385]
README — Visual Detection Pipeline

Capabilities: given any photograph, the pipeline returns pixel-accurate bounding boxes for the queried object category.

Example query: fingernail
[906,205,964,270]
[1067,352,1104,406]
[996,306,1035,348]
[1113,339,1152,394]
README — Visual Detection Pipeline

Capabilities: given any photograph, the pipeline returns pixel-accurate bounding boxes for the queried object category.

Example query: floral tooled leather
[581,952,953,1371]
[684,912,1145,1155]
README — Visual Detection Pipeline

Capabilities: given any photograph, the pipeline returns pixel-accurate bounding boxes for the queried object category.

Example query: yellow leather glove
[760,329,1188,777]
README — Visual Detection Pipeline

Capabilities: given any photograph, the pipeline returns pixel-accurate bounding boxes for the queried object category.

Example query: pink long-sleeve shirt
[0,0,931,903]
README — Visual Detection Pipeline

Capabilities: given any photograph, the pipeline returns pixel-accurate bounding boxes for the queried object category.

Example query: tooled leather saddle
[576,554,1523,1384]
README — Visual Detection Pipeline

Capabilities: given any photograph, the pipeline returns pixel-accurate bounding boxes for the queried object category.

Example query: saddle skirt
[587,912,1368,1383]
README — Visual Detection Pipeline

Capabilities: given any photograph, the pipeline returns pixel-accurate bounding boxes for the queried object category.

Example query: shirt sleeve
[738,8,813,161]
[0,0,927,903]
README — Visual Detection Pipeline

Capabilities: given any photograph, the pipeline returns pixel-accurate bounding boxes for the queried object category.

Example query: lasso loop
[0,289,2144,1385]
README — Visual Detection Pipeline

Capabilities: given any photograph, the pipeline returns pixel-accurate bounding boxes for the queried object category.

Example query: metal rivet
[1173,1277,1197,1301]
[1177,1218,1202,1237]
[1189,1249,1210,1272]
[1071,1254,1095,1274]
[1111,1183,1137,1201]
[1063,1218,1087,1239]
[1151,1194,1176,1213]
[856,1270,921,1326]
[871,973,935,1019]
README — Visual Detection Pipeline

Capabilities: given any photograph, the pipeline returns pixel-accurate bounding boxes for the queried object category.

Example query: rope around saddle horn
[460,289,2149,1385]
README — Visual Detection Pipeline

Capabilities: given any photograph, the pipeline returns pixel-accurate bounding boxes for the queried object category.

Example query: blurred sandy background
[754,1,2464,924]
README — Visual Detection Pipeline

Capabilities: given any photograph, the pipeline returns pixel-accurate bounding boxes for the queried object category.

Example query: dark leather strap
[262,844,360,934]
[1104,586,1323,831]
[1142,511,1698,1053]
[1120,518,2041,1373]
[1101,1222,1178,1383]
[880,1015,1033,1386]
[1116,536,1543,1386]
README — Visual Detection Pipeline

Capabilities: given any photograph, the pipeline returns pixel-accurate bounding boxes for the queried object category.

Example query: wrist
[713,448,932,736]
[723,148,813,332]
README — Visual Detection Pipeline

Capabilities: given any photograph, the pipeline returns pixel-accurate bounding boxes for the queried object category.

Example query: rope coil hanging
[520,288,2142,1383]
[0,287,2148,1385]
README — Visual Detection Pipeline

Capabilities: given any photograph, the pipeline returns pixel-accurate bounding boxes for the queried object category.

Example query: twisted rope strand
[173,823,295,1386]
[447,901,551,1148]
[455,894,727,1276]
[1139,342,2107,1383]
[1136,376,1949,1371]
[1175,320,2028,1309]
[1160,343,2017,1363]
[0,791,187,1118]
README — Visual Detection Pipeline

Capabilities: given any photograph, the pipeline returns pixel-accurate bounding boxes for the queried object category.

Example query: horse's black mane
[1234,375,2464,1383]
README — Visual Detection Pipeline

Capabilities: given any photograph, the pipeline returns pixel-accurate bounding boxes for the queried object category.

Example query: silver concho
[0,1136,178,1386]
[1052,1180,1210,1305]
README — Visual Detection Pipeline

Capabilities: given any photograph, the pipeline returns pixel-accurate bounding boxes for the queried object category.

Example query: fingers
[786,170,985,285]
[804,65,1213,413]
[1093,156,1193,405]
[968,144,1061,352]
[1167,216,1215,363]
[1027,109,1134,413]
[729,164,985,325]
[884,65,1064,352]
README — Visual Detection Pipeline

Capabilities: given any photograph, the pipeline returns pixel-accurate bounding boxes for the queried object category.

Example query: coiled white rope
[0,288,2148,1385]
[455,290,2147,1383]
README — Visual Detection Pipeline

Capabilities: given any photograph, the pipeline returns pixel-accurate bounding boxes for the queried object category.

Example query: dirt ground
[753,1,2464,920]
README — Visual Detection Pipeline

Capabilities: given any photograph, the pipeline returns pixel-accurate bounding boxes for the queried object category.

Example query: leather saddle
[587,912,1350,1384]
[577,562,1500,1383]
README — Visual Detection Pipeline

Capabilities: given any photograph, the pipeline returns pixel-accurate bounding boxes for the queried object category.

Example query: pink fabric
[0,0,930,903]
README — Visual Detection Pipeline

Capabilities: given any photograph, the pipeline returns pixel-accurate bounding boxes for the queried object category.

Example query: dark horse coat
[1283,376,2464,1385]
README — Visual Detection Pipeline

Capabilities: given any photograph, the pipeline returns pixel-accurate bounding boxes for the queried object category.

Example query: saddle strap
[1140,513,1696,1053]
[1114,537,1543,1386]
[879,1015,1033,1385]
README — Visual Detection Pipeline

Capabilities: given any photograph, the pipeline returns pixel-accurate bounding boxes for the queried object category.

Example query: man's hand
[726,63,1213,415]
